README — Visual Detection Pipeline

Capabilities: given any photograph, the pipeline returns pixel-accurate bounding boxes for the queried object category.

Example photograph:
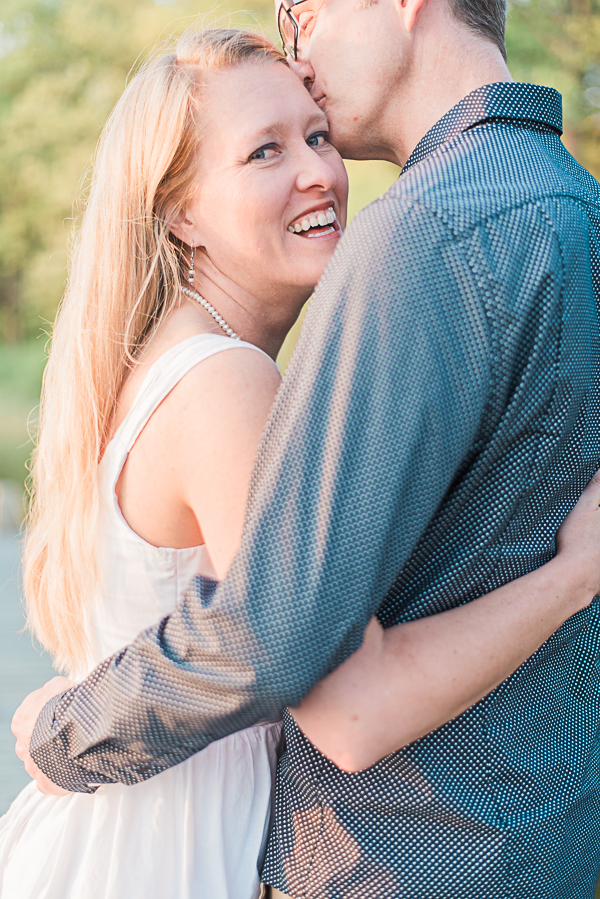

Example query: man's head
[276,0,511,165]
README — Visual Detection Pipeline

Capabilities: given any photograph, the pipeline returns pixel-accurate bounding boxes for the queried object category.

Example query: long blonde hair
[24,27,285,675]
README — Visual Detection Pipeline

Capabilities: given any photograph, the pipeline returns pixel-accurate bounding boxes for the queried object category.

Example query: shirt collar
[403,82,563,173]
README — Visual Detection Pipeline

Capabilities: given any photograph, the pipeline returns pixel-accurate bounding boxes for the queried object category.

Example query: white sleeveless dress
[0,334,282,899]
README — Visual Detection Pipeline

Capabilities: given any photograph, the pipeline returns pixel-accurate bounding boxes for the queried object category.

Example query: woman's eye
[248,144,279,162]
[306,131,329,149]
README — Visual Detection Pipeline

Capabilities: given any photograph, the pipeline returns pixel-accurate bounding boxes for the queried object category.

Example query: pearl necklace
[180,285,240,340]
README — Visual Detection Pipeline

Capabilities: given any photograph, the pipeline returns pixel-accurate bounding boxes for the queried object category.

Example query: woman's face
[181,60,349,305]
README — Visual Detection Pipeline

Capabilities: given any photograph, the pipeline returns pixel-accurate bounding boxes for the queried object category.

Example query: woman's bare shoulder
[135,337,281,563]
[160,342,281,432]
[114,331,281,555]
[114,300,281,436]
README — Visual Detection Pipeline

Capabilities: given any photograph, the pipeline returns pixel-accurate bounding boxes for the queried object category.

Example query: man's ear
[394,0,427,33]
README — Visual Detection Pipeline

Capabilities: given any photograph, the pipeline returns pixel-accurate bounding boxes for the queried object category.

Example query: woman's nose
[296,146,337,194]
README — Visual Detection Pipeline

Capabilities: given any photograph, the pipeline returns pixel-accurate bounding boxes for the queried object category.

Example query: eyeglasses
[277,0,310,61]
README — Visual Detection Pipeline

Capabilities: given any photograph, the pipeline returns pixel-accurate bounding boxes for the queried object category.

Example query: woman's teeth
[288,207,336,234]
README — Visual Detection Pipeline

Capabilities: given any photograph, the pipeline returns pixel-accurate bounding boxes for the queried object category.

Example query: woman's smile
[286,204,341,239]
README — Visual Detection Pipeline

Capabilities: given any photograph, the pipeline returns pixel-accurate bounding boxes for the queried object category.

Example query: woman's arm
[172,346,282,578]
[291,472,600,772]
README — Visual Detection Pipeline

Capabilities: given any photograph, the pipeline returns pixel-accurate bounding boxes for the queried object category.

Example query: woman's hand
[12,676,74,796]
[291,470,600,773]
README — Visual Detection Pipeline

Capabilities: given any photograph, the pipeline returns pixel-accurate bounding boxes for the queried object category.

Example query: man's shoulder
[360,122,600,242]
[327,122,593,313]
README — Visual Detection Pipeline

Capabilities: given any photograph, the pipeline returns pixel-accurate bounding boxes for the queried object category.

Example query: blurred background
[0,0,599,830]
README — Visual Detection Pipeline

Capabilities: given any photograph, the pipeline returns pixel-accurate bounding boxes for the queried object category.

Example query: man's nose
[288,56,317,92]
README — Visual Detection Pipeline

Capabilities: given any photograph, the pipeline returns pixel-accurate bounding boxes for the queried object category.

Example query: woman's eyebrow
[244,123,285,143]
[306,111,329,130]
[245,111,328,145]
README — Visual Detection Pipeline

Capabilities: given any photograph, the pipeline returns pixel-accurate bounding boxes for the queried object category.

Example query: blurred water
[0,535,54,814]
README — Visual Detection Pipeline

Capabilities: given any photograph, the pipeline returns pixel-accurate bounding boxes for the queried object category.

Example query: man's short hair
[449,0,507,61]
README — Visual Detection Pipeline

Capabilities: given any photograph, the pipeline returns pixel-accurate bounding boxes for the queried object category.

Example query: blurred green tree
[506,0,600,178]
[0,0,399,482]
[0,0,598,343]
[0,0,275,342]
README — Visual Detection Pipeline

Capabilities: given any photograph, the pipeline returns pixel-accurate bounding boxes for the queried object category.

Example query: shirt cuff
[29,693,102,794]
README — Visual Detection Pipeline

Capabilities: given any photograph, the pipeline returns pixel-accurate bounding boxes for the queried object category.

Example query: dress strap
[115,334,270,453]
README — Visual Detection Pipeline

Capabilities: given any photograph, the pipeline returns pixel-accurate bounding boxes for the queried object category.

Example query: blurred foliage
[1,0,598,343]
[506,0,600,176]
[0,0,399,482]
[0,339,45,482]
[0,0,273,341]
[0,0,599,482]
[0,0,400,345]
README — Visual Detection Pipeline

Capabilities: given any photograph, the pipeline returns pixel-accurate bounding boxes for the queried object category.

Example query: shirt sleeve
[30,197,492,791]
